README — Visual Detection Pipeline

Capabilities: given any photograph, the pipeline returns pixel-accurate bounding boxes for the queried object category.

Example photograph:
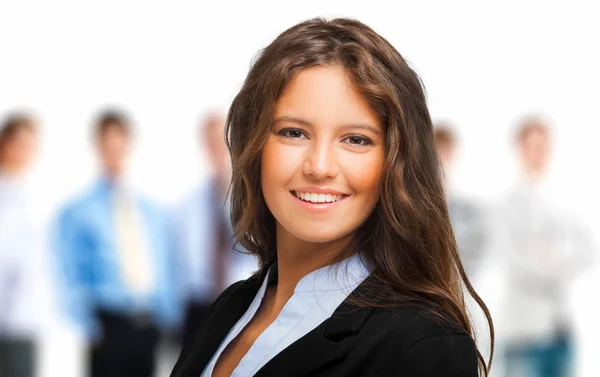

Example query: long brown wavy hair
[225,18,493,376]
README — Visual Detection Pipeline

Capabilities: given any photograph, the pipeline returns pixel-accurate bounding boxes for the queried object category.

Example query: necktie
[212,188,230,298]
[114,190,155,296]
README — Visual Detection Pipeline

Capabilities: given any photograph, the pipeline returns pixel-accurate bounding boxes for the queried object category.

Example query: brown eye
[279,128,306,139]
[343,135,372,146]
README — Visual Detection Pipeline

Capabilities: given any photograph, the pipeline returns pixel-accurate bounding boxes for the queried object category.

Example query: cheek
[261,137,299,198]
[342,152,384,201]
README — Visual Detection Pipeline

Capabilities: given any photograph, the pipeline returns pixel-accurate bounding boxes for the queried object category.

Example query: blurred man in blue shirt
[54,110,179,377]
[172,112,257,346]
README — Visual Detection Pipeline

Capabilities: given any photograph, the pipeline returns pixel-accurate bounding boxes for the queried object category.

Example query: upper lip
[291,187,350,196]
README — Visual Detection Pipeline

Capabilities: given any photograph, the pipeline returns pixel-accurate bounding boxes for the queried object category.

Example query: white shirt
[200,252,372,377]
[0,174,48,337]
[493,180,594,343]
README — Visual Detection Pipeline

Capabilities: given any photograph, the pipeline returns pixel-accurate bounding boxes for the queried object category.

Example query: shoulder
[362,305,478,376]
[57,187,99,222]
[449,195,485,215]
[370,304,471,343]
[174,186,206,216]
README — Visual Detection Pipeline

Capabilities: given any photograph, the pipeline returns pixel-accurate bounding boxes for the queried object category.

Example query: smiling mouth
[290,191,350,203]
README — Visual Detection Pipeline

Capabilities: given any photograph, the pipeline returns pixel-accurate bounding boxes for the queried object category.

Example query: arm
[493,201,593,283]
[150,205,183,332]
[395,334,479,377]
[490,199,563,282]
[23,219,55,335]
[53,207,100,342]
[452,201,490,278]
[559,216,595,277]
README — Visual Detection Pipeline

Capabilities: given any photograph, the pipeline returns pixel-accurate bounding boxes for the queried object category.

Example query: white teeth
[294,191,345,203]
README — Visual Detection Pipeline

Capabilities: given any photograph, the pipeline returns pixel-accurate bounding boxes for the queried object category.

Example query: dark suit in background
[172,178,258,347]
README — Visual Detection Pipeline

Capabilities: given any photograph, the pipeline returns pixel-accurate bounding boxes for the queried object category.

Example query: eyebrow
[273,116,383,136]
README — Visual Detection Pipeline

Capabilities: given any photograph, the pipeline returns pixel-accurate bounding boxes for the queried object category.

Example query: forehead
[12,125,36,138]
[99,125,130,143]
[522,127,549,144]
[274,66,382,130]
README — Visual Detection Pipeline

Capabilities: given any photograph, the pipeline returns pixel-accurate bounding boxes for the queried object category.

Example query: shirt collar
[265,252,372,294]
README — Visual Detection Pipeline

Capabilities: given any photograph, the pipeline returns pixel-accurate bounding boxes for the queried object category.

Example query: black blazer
[171,271,479,377]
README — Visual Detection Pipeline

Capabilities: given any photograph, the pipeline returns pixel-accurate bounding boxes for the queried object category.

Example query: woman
[171,18,493,377]
[0,112,43,377]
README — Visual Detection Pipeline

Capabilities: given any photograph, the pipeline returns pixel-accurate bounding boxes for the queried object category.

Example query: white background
[1,1,598,376]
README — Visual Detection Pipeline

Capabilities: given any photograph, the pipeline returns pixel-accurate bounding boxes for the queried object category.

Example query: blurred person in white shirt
[434,124,488,280]
[0,112,46,377]
[494,116,593,377]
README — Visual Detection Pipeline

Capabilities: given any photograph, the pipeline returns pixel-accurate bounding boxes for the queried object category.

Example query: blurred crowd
[0,108,595,377]
[434,119,594,377]
[0,110,258,377]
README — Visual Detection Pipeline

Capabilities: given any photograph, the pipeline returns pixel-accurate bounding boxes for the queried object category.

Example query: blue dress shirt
[200,252,372,377]
[54,179,180,341]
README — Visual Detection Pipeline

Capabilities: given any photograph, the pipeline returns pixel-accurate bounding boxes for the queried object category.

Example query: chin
[289,227,352,244]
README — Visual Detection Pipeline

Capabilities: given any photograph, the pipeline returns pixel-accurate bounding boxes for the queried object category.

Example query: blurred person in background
[172,111,257,347]
[54,110,180,377]
[494,116,593,377]
[434,124,488,280]
[0,112,44,377]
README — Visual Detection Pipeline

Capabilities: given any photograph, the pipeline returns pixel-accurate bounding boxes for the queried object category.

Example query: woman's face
[261,66,385,245]
[1,127,37,172]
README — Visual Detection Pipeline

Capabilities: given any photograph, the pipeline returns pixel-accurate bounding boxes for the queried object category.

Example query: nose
[302,139,340,180]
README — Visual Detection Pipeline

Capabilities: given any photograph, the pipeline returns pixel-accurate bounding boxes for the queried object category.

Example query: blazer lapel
[254,282,376,377]
[173,273,264,377]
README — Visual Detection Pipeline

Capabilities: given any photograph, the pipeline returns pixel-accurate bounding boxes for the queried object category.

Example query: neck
[103,170,124,185]
[212,174,229,197]
[523,167,545,184]
[271,225,353,311]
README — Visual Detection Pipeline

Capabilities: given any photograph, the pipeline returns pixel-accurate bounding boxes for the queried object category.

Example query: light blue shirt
[173,180,257,303]
[54,179,180,341]
[200,252,372,377]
